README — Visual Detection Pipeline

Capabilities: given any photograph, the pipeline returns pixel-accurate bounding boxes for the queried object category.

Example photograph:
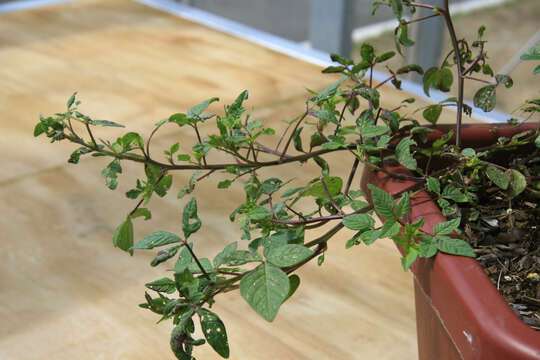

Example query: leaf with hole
[265,244,313,267]
[198,309,229,358]
[473,85,496,112]
[240,263,289,322]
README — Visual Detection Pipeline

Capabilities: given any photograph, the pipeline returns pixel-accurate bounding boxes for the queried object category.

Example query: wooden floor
[0,1,435,358]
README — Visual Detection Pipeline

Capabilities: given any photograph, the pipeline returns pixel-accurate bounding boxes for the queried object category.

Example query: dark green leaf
[342,213,375,231]
[198,309,229,358]
[437,237,475,257]
[433,217,461,235]
[240,263,289,322]
[367,184,394,218]
[422,104,443,125]
[33,122,48,137]
[486,166,509,190]
[395,192,410,218]
[419,237,438,258]
[284,275,300,302]
[435,68,453,92]
[395,137,417,170]
[151,245,181,267]
[396,64,423,75]
[375,51,396,63]
[146,278,176,294]
[423,67,438,96]
[322,66,346,74]
[360,229,381,245]
[359,124,389,138]
[391,0,403,19]
[426,177,441,194]
[442,184,468,202]
[360,43,375,64]
[473,85,496,112]
[133,231,182,250]
[397,24,415,47]
[292,127,304,152]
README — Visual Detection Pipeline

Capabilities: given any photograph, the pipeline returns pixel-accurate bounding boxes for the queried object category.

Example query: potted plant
[33,0,539,359]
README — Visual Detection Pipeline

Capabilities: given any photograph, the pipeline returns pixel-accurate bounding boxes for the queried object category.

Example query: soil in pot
[452,143,540,331]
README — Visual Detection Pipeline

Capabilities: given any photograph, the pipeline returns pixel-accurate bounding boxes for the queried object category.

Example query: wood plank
[0,1,417,359]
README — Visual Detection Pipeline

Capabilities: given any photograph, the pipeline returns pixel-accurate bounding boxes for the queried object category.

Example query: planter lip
[360,122,540,359]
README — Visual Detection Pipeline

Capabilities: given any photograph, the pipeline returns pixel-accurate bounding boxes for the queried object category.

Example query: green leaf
[322,65,346,74]
[434,68,453,92]
[360,43,375,64]
[473,85,496,112]
[375,51,396,63]
[133,231,182,250]
[395,192,410,218]
[360,229,381,245]
[533,65,540,75]
[495,74,513,88]
[367,184,394,219]
[395,137,417,170]
[113,218,134,254]
[292,127,304,152]
[182,198,201,239]
[426,177,441,195]
[536,135,540,148]
[357,88,380,109]
[315,76,346,104]
[437,237,475,257]
[379,220,401,238]
[90,120,125,128]
[67,92,77,108]
[265,244,314,267]
[401,248,418,271]
[101,159,122,190]
[33,122,48,137]
[508,169,527,198]
[423,67,438,96]
[397,24,414,47]
[145,278,176,294]
[419,237,438,258]
[198,309,229,358]
[248,205,273,221]
[305,177,342,199]
[396,64,424,75]
[442,184,468,202]
[130,208,151,220]
[218,180,232,189]
[284,275,300,302]
[391,0,403,19]
[423,104,443,125]
[150,245,181,267]
[486,166,509,190]
[342,213,375,231]
[520,45,540,61]
[240,263,290,322]
[359,124,389,138]
[187,97,219,118]
[461,148,476,157]
[433,217,461,235]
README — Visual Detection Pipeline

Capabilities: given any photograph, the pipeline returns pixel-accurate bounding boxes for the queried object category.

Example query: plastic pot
[360,123,540,360]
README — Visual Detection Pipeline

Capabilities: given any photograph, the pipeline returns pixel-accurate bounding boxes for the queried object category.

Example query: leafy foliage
[32,4,540,357]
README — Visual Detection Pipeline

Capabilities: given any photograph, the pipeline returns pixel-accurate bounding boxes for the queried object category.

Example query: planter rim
[361,122,540,359]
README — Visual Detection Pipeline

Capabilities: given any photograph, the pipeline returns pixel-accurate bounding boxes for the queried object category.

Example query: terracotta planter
[360,123,540,360]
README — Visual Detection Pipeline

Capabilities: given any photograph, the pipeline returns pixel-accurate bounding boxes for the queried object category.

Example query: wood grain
[0,1,418,359]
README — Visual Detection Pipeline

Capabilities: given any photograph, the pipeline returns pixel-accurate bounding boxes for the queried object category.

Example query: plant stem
[441,0,464,147]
